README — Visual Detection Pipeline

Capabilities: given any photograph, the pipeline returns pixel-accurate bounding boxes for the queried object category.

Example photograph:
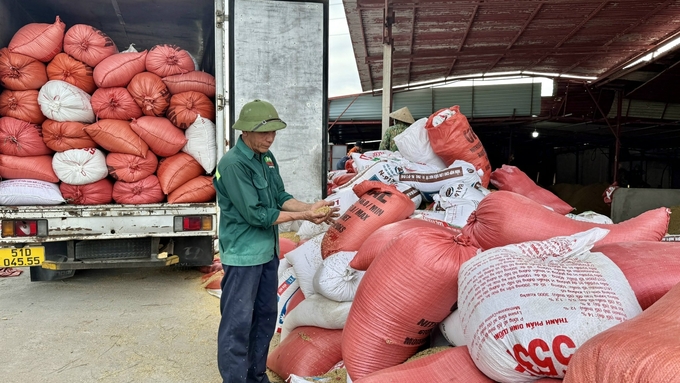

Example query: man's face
[242,131,277,154]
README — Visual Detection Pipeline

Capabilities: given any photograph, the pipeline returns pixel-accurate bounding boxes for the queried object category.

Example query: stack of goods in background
[266,101,678,383]
[0,16,216,207]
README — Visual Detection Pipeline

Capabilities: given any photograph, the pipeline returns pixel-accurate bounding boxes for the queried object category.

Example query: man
[213,99,337,383]
[335,141,362,170]
[379,106,415,152]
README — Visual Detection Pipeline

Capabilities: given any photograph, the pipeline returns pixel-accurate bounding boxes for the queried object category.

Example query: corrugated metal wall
[330,83,542,121]
[607,94,680,120]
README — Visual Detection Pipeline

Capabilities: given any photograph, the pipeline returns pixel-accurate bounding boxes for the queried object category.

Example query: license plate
[0,247,44,267]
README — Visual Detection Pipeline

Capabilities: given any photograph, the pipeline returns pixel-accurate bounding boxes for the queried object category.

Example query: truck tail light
[1,220,48,237]
[174,216,213,232]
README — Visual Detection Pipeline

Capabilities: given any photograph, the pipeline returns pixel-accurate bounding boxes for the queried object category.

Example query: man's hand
[306,200,340,224]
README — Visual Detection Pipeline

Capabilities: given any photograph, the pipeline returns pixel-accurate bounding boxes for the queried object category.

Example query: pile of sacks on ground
[267,105,679,383]
[0,16,217,206]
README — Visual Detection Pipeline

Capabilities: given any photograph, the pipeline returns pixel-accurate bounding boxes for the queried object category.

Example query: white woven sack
[458,228,642,382]
[38,80,95,123]
[276,267,300,333]
[409,210,452,228]
[438,182,487,205]
[350,150,394,172]
[52,148,108,185]
[313,251,364,302]
[121,44,138,53]
[296,188,359,240]
[432,195,478,228]
[399,159,483,202]
[278,257,291,280]
[439,309,466,346]
[0,179,64,205]
[280,293,352,341]
[284,233,325,297]
[333,161,402,193]
[566,211,613,224]
[182,115,217,173]
[393,117,446,169]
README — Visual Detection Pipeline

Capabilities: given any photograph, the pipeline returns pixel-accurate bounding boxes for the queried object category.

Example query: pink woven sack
[112,175,165,204]
[63,24,118,67]
[490,165,574,215]
[145,44,195,78]
[162,71,216,97]
[8,16,65,62]
[90,87,143,120]
[0,48,48,90]
[93,50,148,88]
[0,116,52,156]
[129,116,187,157]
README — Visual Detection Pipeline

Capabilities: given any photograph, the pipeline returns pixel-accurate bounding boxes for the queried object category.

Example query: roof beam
[485,3,543,73]
[357,6,376,90]
[356,0,601,10]
[446,4,478,78]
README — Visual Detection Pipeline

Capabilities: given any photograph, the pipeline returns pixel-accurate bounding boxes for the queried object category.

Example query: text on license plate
[0,247,44,267]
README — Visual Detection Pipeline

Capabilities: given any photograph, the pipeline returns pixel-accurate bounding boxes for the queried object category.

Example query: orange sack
[0,48,48,90]
[354,346,494,383]
[321,181,415,259]
[266,326,343,381]
[563,281,680,383]
[0,89,46,124]
[41,120,97,151]
[63,24,118,67]
[0,154,58,182]
[425,105,492,187]
[145,44,195,78]
[84,119,149,158]
[46,53,96,94]
[60,178,113,205]
[490,164,574,215]
[106,152,158,183]
[592,241,680,310]
[127,72,171,117]
[8,16,65,62]
[156,152,204,195]
[165,91,215,129]
[342,222,478,380]
[129,116,187,157]
[162,71,216,97]
[112,174,165,204]
[0,116,52,156]
[167,175,215,203]
[90,87,143,120]
[461,190,669,250]
[93,50,148,88]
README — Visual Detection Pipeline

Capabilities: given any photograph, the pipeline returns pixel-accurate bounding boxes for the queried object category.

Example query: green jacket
[213,137,294,266]
[379,122,409,152]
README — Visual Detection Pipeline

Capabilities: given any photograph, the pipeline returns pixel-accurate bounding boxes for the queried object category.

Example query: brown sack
[41,120,97,151]
[8,16,65,62]
[0,116,52,156]
[162,71,216,97]
[127,72,171,117]
[106,152,158,183]
[156,152,204,194]
[167,176,215,203]
[166,91,215,129]
[60,178,113,205]
[84,119,149,157]
[112,175,165,204]
[46,53,96,94]
[145,44,195,78]
[0,48,48,90]
[0,89,46,124]
[63,24,118,67]
[0,154,58,182]
[129,116,187,157]
[90,87,143,120]
[93,50,148,88]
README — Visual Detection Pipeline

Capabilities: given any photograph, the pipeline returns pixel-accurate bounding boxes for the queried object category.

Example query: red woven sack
[321,181,415,259]
[0,48,48,90]
[112,175,165,204]
[266,327,343,381]
[278,237,298,259]
[0,89,46,124]
[0,117,52,156]
[106,152,158,183]
[129,116,187,157]
[563,281,680,383]
[462,190,669,250]
[8,16,65,62]
[46,53,96,94]
[355,346,494,383]
[490,165,574,215]
[127,72,171,117]
[167,176,215,203]
[156,152,204,194]
[90,87,143,120]
[93,50,148,88]
[162,71,216,97]
[41,120,97,151]
[425,105,492,187]
[60,178,113,205]
[83,119,149,157]
[0,154,58,182]
[63,24,118,67]
[592,241,680,310]
[145,44,195,78]
[165,91,215,129]
[342,224,477,380]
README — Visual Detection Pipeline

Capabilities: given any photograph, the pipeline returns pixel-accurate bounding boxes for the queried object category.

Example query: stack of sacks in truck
[0,16,216,206]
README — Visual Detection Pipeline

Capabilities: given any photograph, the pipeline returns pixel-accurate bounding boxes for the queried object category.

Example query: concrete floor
[0,266,222,383]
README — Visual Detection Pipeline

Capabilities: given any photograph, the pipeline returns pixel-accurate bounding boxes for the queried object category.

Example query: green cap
[232,99,287,132]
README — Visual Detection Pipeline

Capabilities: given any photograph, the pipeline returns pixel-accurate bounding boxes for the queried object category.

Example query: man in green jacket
[213,99,336,383]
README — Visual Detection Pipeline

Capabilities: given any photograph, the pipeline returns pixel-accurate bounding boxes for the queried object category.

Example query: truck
[0,0,328,281]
